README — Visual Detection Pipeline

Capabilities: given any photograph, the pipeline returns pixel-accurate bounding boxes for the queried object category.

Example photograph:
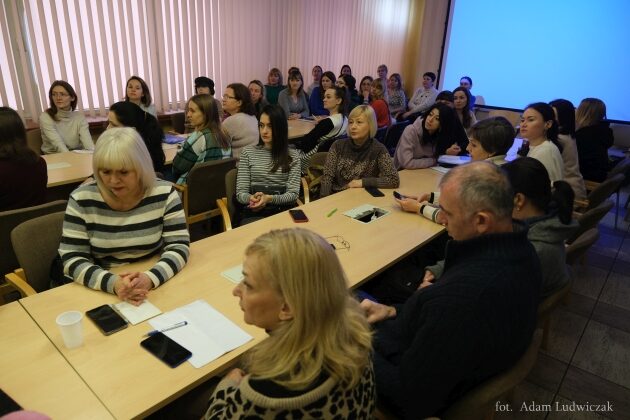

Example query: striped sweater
[236,145,301,206]
[59,181,190,293]
[172,128,232,184]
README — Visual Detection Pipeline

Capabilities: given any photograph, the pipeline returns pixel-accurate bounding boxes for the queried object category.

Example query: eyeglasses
[222,94,236,100]
[326,235,350,251]
[51,92,70,98]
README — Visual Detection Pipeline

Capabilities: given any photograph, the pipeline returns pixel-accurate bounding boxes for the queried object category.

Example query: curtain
[1,0,413,121]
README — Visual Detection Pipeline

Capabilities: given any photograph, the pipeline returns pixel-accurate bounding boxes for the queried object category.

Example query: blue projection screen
[442,0,630,121]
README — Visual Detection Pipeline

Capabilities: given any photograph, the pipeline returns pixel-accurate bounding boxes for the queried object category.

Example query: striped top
[59,181,190,293]
[172,128,232,184]
[236,145,301,205]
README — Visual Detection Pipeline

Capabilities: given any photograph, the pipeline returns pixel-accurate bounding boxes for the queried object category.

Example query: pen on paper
[144,321,188,337]
[327,208,338,218]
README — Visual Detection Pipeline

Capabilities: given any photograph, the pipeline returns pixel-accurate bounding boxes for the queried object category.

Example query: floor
[496,189,630,420]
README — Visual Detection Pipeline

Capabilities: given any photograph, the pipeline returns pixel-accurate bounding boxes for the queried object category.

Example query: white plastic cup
[56,310,84,349]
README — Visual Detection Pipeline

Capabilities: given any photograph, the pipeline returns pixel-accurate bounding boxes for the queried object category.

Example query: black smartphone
[86,304,128,336]
[289,209,309,223]
[365,186,385,197]
[0,389,22,416]
[393,191,407,200]
[141,332,192,368]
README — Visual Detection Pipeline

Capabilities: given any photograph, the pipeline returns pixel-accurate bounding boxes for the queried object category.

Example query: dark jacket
[575,122,614,182]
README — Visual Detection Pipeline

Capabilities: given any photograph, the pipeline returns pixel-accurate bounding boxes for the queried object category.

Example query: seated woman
[205,228,375,418]
[108,101,166,173]
[278,71,310,119]
[395,117,514,217]
[453,86,477,133]
[337,74,361,110]
[222,83,259,160]
[306,65,322,97]
[393,103,468,170]
[575,97,614,182]
[294,86,348,168]
[518,102,564,183]
[59,128,190,304]
[248,80,269,118]
[308,71,336,116]
[124,75,156,116]
[320,105,399,197]
[387,73,407,117]
[264,68,284,105]
[173,94,231,184]
[339,64,352,77]
[503,157,577,298]
[359,76,373,105]
[0,107,47,211]
[550,99,587,201]
[194,76,223,118]
[235,104,301,225]
[370,78,392,128]
[40,80,94,154]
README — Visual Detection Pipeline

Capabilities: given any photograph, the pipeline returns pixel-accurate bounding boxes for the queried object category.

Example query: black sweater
[575,121,614,182]
[372,224,541,419]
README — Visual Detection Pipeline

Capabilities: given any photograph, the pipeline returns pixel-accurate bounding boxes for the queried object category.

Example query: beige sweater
[40,109,93,154]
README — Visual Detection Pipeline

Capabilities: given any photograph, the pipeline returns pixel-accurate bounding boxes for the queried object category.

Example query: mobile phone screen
[365,187,385,197]
[289,209,309,223]
[141,332,192,368]
[86,304,128,336]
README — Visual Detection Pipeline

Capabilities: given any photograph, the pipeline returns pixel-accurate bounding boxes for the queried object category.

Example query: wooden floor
[496,187,630,420]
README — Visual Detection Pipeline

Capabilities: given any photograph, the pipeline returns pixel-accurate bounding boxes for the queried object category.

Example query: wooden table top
[1,302,113,419]
[19,168,444,418]
[288,118,316,139]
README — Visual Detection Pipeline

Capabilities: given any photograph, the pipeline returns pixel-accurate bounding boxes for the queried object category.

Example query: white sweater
[40,109,94,154]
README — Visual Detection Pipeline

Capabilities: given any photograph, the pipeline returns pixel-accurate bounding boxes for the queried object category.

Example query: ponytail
[550,181,574,224]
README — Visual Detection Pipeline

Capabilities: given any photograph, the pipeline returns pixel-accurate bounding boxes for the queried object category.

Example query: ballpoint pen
[144,321,188,337]
[327,208,338,217]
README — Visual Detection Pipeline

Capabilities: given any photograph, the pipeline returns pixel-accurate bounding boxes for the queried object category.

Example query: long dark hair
[549,99,576,136]
[453,86,473,129]
[502,157,574,224]
[0,107,38,163]
[46,80,78,121]
[330,86,349,117]
[109,101,165,171]
[319,71,336,100]
[227,83,256,116]
[124,76,152,106]
[525,102,562,151]
[259,104,292,173]
[421,103,468,156]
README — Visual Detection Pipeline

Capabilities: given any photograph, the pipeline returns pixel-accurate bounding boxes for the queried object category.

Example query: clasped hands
[114,272,153,306]
[248,192,271,212]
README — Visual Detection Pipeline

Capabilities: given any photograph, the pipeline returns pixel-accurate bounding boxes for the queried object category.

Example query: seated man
[361,161,541,419]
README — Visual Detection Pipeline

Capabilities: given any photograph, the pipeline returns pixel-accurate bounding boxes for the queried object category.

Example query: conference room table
[17,168,444,419]
[43,119,316,189]
[1,302,113,419]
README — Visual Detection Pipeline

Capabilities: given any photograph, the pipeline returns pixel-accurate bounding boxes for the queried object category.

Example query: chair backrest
[26,128,43,155]
[0,200,67,277]
[171,112,186,134]
[566,200,613,244]
[186,158,237,216]
[224,168,238,222]
[586,173,625,210]
[566,228,599,266]
[11,211,66,293]
[441,329,543,420]
[383,121,411,155]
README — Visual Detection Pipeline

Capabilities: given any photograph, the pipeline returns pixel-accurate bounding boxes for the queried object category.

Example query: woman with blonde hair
[320,105,399,196]
[205,228,375,418]
[370,78,392,128]
[40,80,94,154]
[264,67,284,105]
[575,97,614,182]
[59,128,190,304]
[173,94,231,184]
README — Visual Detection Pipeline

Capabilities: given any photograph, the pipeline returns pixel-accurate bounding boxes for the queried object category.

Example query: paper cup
[56,310,84,349]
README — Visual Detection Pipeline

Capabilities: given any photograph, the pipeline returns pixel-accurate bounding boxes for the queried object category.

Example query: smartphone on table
[140,332,192,368]
[393,191,407,200]
[365,186,385,197]
[289,209,309,223]
[86,304,128,336]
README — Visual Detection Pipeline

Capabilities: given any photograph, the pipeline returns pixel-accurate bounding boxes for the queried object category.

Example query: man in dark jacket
[361,161,542,419]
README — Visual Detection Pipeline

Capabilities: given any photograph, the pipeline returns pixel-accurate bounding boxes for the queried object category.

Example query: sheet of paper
[221,264,244,284]
[343,204,379,218]
[72,149,93,154]
[47,162,72,170]
[149,299,253,368]
[113,300,161,325]
[430,166,450,174]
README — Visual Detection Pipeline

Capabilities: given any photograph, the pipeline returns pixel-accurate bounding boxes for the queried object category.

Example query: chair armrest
[172,183,186,193]
[5,270,37,298]
[301,177,310,204]
[216,198,232,231]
